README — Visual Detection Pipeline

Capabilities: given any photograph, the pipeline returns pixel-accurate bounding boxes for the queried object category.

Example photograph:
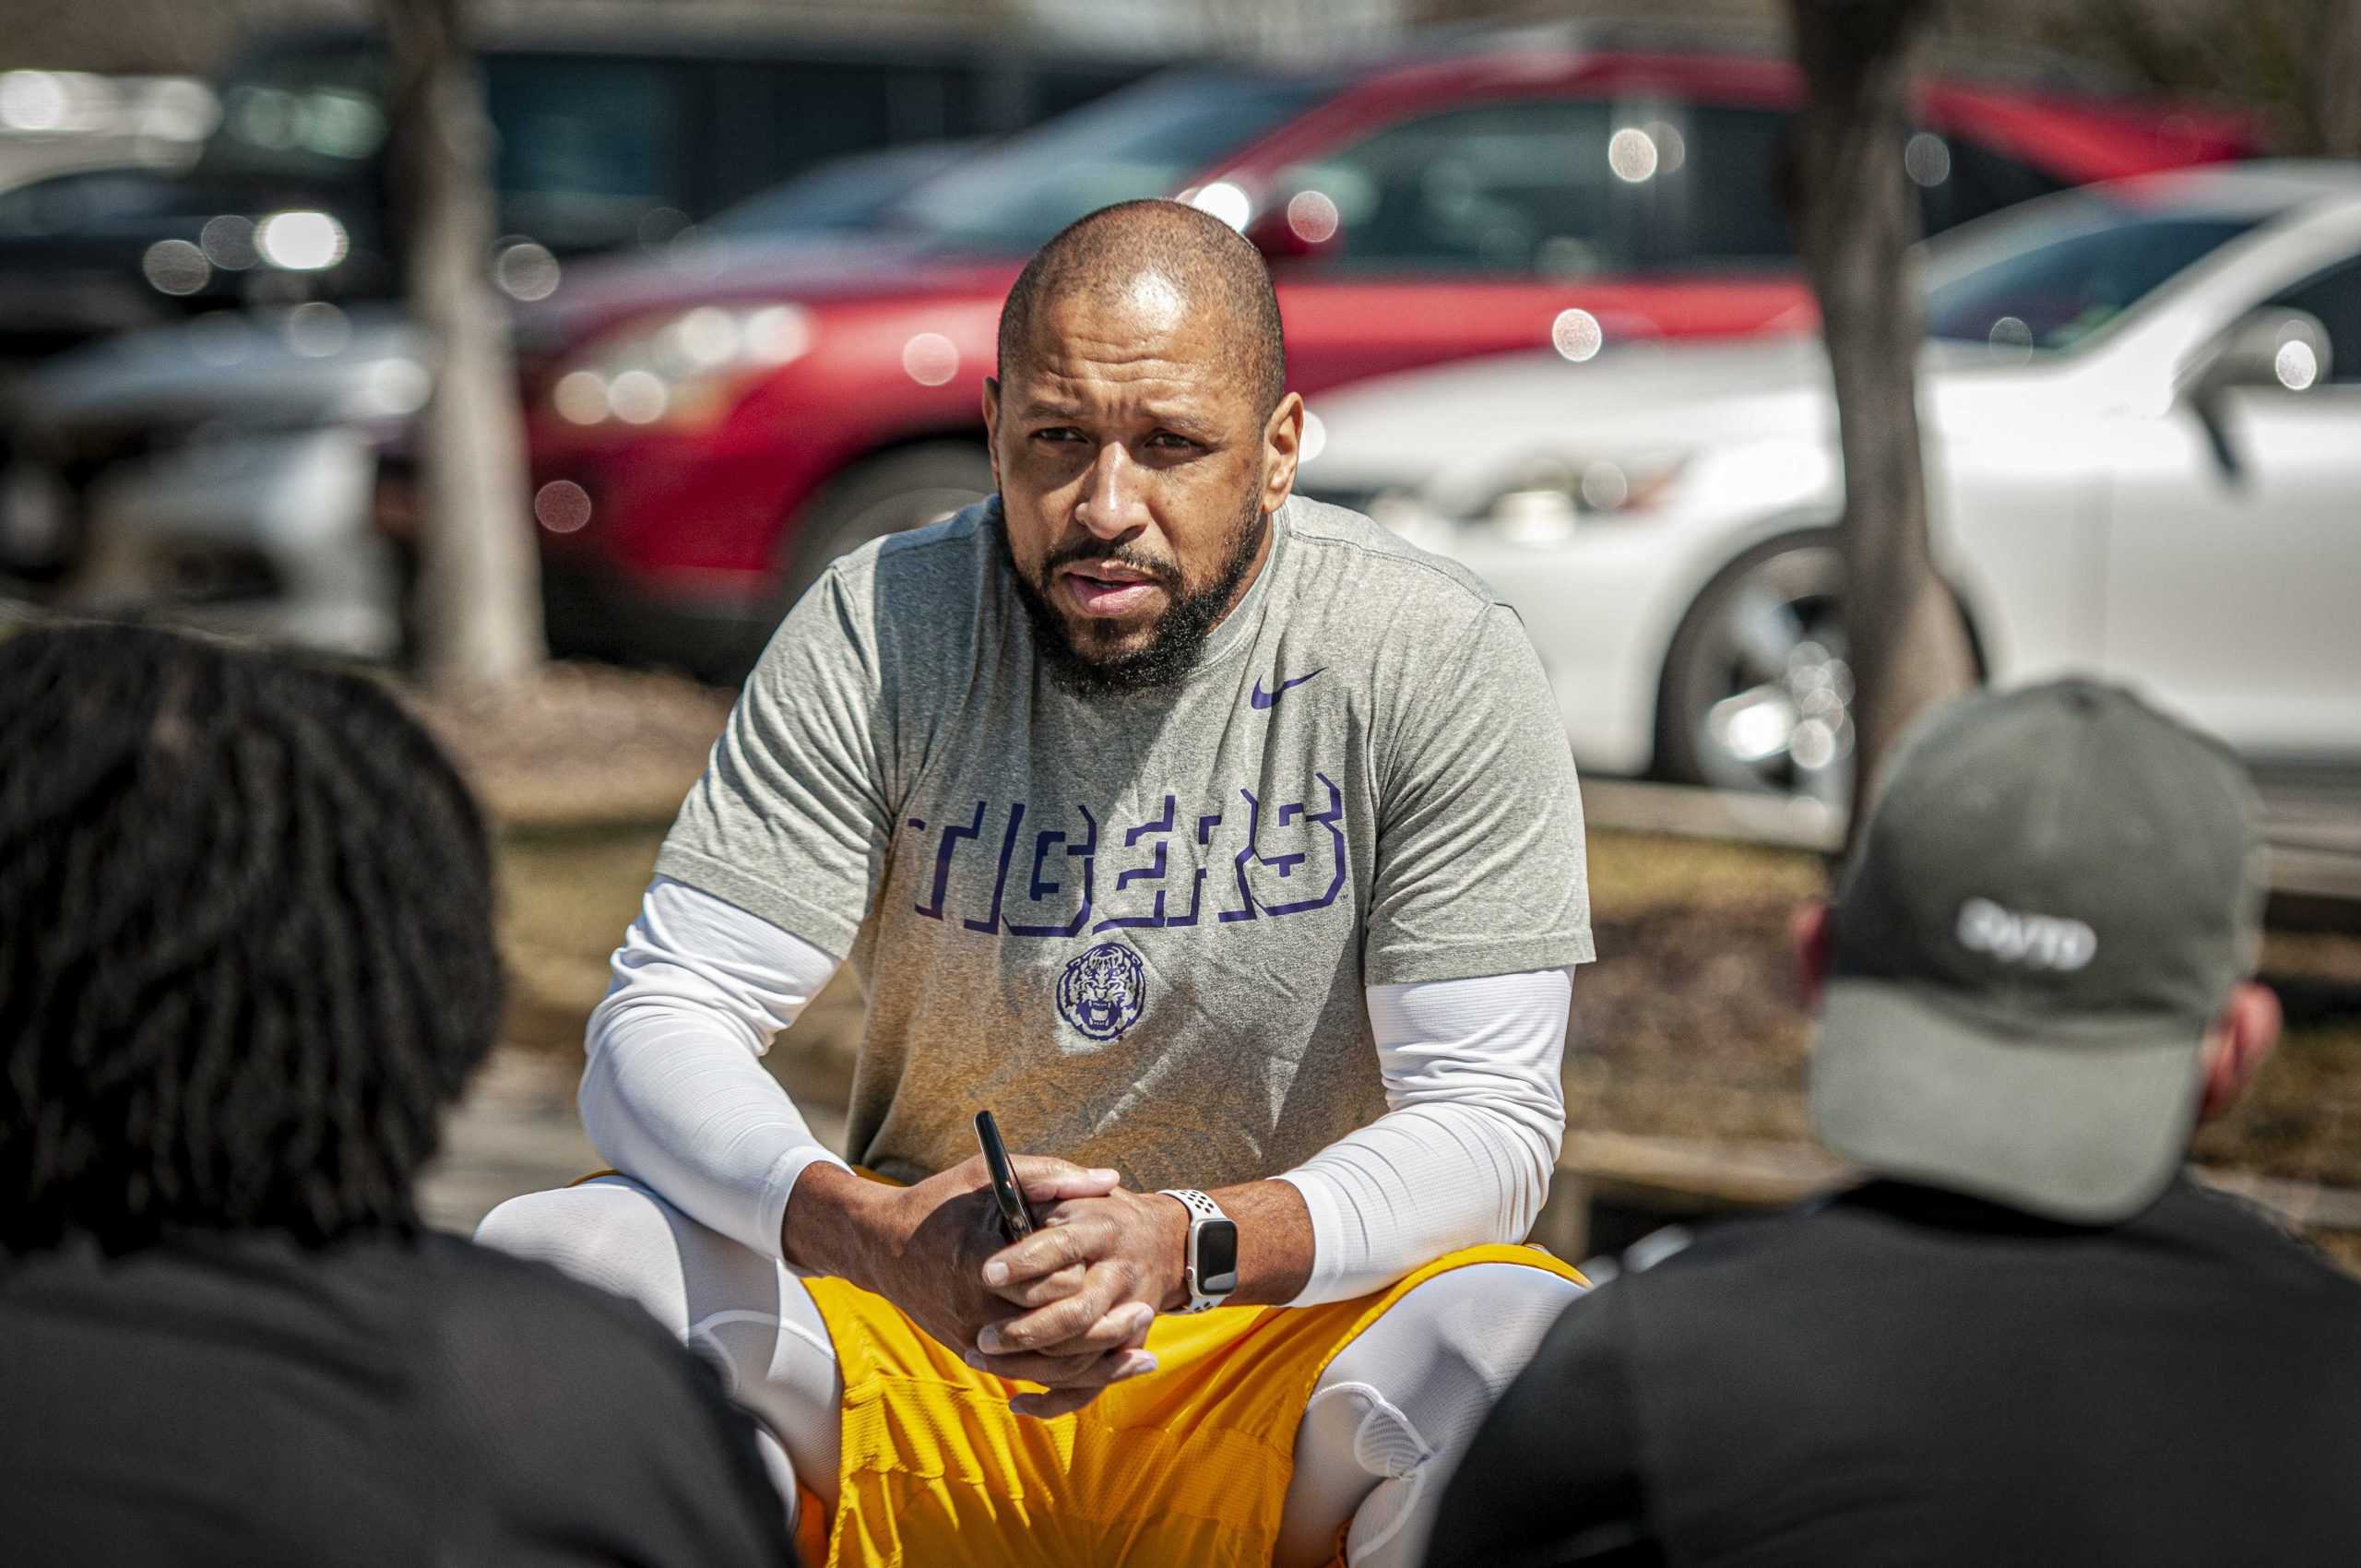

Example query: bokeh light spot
[1580,460,1629,511]
[534,481,593,534]
[0,70,69,131]
[1608,128,1659,183]
[1286,190,1340,244]
[360,356,432,418]
[255,209,348,270]
[671,305,740,367]
[1904,133,1952,188]
[200,214,258,270]
[283,301,351,358]
[607,370,670,424]
[1645,119,1686,174]
[494,240,561,302]
[2274,339,2319,391]
[142,239,210,296]
[1791,718,1838,772]
[902,331,960,387]
[552,370,610,425]
[1551,308,1604,362]
[744,304,813,364]
[1189,181,1252,232]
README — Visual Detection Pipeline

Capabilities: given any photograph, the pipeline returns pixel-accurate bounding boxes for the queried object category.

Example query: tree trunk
[1786,0,1974,837]
[386,0,544,688]
[2317,0,2361,159]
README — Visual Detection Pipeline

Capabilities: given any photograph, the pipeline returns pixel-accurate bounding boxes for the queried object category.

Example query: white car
[1299,162,2361,802]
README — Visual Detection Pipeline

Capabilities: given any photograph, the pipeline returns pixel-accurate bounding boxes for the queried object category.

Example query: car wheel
[775,441,995,612]
[1656,531,1857,807]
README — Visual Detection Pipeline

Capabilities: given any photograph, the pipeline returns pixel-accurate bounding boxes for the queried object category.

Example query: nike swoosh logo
[1251,668,1326,709]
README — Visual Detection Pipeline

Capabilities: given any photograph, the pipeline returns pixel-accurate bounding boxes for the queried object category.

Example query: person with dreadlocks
[0,624,796,1568]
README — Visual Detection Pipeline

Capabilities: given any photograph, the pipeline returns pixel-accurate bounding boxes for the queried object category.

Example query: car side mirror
[1244,189,1343,264]
[2182,306,2332,400]
[2177,306,2331,481]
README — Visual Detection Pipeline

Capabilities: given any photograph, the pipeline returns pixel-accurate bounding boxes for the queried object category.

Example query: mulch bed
[403,662,732,827]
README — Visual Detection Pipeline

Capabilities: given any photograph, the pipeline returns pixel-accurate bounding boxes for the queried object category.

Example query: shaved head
[982,198,1305,697]
[997,199,1287,416]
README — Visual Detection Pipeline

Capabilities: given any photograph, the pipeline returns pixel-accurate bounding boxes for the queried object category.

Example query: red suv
[521,41,2254,673]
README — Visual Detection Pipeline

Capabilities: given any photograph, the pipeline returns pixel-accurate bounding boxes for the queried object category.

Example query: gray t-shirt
[658,496,1592,1190]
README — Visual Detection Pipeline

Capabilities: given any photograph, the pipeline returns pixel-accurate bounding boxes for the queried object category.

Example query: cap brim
[1809,979,2207,1224]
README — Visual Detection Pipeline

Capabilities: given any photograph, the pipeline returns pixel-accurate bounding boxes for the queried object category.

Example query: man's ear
[2197,980,2282,1122]
[981,377,1003,493]
[1260,391,1304,516]
[1791,899,1833,1012]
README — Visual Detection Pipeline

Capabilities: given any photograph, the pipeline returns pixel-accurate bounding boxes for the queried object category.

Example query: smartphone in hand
[974,1109,1038,1242]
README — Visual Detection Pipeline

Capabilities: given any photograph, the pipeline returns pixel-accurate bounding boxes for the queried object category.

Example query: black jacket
[0,1229,795,1567]
[1430,1178,2361,1568]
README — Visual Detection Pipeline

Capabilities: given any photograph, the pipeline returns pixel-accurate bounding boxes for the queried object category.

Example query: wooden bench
[1534,1130,2361,1263]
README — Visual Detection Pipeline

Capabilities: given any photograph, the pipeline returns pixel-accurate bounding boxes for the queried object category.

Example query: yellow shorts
[795,1243,1584,1568]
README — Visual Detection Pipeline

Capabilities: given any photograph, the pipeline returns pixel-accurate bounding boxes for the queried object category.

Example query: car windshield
[704,143,977,239]
[882,69,1334,255]
[193,45,388,184]
[1926,196,2267,352]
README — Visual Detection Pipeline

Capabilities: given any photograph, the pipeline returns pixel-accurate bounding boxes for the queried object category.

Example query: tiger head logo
[1056,942,1145,1043]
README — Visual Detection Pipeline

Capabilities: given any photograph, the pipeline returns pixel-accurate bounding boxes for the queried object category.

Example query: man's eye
[1146,433,1199,451]
[1032,427,1084,444]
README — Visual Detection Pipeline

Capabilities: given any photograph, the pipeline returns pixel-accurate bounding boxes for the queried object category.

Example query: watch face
[1196,1218,1240,1293]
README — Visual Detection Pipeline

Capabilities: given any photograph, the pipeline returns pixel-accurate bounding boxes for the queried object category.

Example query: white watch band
[1157,1188,1236,1313]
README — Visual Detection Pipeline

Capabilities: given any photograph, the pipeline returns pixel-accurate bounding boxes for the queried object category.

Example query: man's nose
[1074,442,1144,539]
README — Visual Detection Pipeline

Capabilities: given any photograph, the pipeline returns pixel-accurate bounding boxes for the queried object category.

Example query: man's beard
[1006,494,1267,697]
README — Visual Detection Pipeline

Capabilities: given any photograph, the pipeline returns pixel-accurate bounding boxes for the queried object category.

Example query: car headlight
[548,303,814,431]
[1477,454,1689,544]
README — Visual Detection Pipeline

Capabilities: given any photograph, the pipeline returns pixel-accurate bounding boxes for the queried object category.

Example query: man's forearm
[780,1160,895,1289]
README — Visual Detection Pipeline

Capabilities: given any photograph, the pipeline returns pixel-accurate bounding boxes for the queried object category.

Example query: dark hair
[0,624,502,1253]
[997,198,1288,416]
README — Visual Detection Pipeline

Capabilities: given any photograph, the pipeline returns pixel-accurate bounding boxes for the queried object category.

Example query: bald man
[481,201,1594,1568]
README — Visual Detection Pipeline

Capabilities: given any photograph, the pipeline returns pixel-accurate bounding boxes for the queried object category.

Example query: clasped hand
[866,1155,1188,1419]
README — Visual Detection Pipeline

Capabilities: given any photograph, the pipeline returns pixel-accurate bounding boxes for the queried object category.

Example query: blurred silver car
[1300,162,2361,802]
[2,305,426,655]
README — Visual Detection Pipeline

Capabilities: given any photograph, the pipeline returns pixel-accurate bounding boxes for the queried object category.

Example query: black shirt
[1429,1178,2361,1568]
[0,1229,796,1567]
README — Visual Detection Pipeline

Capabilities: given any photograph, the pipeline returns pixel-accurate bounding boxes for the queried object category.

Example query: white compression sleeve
[578,874,850,1261]
[1275,968,1572,1306]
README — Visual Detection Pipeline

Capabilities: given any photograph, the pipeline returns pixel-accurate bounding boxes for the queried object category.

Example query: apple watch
[1157,1188,1240,1313]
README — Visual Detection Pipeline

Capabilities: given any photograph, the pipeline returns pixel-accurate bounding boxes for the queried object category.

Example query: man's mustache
[1038,539,1185,593]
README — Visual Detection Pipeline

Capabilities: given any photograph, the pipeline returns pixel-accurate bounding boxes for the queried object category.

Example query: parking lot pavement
[417,1051,597,1234]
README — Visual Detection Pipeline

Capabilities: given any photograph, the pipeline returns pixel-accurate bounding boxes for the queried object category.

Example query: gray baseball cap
[1809,679,2268,1223]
